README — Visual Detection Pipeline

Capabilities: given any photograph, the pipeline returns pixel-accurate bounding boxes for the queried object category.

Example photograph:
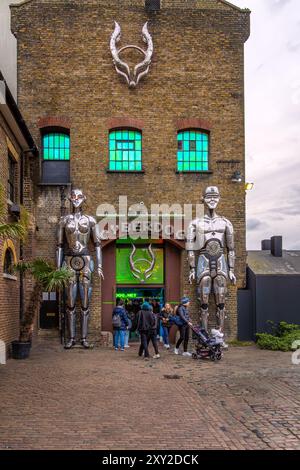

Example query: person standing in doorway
[152,299,161,341]
[160,303,173,349]
[124,309,132,348]
[174,297,193,357]
[137,302,160,359]
[112,299,129,351]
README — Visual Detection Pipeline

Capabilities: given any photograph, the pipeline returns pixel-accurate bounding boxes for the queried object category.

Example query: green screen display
[116,246,164,285]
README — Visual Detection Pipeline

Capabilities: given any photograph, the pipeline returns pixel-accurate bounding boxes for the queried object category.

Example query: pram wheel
[209,346,222,362]
[192,353,198,360]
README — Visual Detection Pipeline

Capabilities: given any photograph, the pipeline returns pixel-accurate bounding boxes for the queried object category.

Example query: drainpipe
[19,148,37,323]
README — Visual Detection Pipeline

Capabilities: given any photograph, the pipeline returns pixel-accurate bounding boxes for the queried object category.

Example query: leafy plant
[256,321,300,352]
[0,184,30,240]
[228,340,254,347]
[15,259,72,342]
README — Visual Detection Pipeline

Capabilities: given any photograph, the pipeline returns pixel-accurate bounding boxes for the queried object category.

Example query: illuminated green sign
[116,245,164,285]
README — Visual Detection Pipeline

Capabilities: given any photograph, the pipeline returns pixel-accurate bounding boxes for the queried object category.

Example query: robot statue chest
[203,218,226,241]
[65,215,90,236]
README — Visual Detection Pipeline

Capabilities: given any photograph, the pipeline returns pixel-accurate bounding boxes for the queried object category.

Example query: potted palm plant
[12,259,72,359]
[0,183,72,359]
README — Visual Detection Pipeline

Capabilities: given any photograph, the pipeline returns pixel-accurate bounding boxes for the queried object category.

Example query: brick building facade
[0,71,37,354]
[10,0,250,342]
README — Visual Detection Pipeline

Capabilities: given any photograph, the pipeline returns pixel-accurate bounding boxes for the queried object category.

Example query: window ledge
[176,170,213,175]
[106,170,145,174]
[3,273,17,281]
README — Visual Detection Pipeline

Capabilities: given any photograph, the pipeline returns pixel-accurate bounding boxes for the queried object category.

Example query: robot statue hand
[97,266,105,280]
[189,269,196,285]
[229,270,237,285]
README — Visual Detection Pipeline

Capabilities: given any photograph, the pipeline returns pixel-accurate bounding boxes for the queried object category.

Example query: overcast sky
[1,0,299,249]
[232,0,300,249]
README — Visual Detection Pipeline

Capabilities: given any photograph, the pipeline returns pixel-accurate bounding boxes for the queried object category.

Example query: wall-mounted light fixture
[245,182,254,191]
[231,170,242,183]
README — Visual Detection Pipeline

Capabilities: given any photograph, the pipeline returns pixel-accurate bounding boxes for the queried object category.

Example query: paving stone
[0,341,299,450]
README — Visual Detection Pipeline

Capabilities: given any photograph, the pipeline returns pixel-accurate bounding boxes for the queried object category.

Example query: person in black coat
[174,297,193,357]
[137,302,160,359]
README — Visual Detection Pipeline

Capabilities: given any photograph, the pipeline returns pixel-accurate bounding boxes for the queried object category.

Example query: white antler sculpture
[110,21,153,88]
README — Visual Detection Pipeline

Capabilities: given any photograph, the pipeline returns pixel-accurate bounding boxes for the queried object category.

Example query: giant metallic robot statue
[186,186,236,333]
[57,189,104,349]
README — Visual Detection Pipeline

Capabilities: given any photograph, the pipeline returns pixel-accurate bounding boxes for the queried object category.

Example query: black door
[39,292,59,329]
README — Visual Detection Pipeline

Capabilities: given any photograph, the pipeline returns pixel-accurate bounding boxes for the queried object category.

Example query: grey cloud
[286,40,300,52]
[269,0,291,9]
[247,218,267,231]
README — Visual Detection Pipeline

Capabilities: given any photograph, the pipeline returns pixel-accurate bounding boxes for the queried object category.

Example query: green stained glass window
[109,129,142,171]
[177,130,209,172]
[43,132,70,161]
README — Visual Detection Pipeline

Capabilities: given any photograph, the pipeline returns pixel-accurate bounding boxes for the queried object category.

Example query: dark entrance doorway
[116,287,164,342]
[39,292,59,329]
[116,286,165,304]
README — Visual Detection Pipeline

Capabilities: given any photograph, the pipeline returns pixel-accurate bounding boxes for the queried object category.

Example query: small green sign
[116,246,164,285]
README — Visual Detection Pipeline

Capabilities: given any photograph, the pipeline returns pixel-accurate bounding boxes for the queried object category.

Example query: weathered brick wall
[0,115,20,350]
[11,0,250,340]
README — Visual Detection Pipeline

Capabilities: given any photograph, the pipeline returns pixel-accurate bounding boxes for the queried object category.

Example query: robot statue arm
[56,217,65,269]
[225,220,236,285]
[186,220,197,284]
[91,217,104,280]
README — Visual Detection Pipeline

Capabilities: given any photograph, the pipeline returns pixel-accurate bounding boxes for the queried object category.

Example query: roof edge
[0,70,38,155]
[10,0,33,8]
[219,0,250,12]
[10,0,250,12]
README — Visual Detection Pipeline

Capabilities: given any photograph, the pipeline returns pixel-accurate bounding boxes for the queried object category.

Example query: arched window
[41,129,70,184]
[109,129,142,172]
[3,248,14,275]
[42,132,70,161]
[177,130,209,172]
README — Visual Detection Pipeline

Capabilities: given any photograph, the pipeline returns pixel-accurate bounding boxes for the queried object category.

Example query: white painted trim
[3,273,18,281]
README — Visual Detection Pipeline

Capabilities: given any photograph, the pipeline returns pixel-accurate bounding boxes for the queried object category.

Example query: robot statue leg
[198,275,212,332]
[79,269,92,349]
[213,275,227,332]
[65,271,78,349]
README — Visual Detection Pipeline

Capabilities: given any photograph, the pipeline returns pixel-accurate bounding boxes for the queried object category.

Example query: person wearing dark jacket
[159,303,173,349]
[112,300,129,351]
[174,297,192,356]
[137,302,160,359]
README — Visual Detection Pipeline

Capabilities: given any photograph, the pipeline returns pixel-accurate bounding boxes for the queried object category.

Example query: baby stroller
[191,326,223,362]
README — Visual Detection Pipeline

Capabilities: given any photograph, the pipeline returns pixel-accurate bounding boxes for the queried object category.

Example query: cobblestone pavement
[0,338,299,450]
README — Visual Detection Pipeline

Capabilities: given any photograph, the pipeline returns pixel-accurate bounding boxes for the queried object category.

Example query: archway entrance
[101,239,183,339]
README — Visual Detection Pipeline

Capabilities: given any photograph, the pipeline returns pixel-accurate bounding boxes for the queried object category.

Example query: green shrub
[256,322,300,352]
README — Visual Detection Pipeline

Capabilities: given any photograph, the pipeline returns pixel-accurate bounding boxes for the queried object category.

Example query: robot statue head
[69,189,86,210]
[203,186,220,211]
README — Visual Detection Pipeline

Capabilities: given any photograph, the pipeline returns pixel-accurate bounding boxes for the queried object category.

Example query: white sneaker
[174,348,179,355]
[153,354,160,359]
[159,336,164,343]
[182,352,192,357]
[164,344,170,349]
[124,345,130,348]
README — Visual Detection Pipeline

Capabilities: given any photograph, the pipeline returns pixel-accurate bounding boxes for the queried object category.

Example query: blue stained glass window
[43,132,70,161]
[109,129,142,171]
[177,130,209,172]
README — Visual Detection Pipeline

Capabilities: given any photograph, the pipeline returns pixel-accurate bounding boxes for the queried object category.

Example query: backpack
[168,315,184,327]
[112,312,122,329]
